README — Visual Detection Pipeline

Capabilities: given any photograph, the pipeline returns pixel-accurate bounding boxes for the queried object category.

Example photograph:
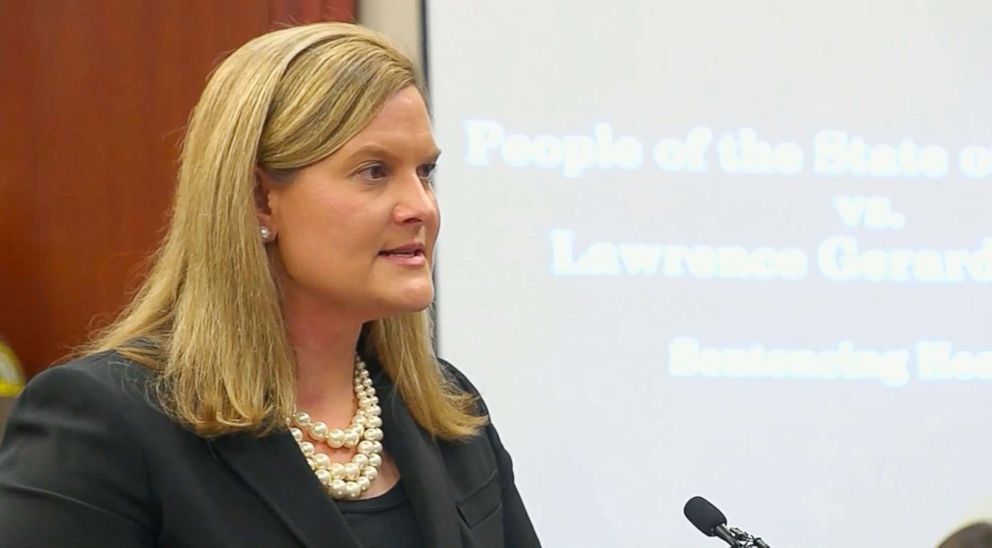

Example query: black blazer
[0,352,540,548]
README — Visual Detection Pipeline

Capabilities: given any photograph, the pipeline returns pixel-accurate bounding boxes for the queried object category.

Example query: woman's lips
[378,249,426,266]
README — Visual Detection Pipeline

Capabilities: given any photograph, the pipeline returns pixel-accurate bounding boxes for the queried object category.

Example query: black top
[336,479,423,548]
[0,351,542,547]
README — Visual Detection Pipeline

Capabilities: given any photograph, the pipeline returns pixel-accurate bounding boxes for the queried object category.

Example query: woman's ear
[254,167,277,238]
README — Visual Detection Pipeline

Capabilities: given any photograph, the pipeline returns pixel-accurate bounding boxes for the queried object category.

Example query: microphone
[683,496,770,548]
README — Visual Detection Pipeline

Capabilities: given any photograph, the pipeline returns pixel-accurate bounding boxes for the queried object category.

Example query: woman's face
[261,86,441,322]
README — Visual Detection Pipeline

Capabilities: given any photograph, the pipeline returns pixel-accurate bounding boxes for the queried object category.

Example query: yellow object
[0,341,25,397]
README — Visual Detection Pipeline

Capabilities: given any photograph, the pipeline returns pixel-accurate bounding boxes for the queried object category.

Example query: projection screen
[427,2,992,546]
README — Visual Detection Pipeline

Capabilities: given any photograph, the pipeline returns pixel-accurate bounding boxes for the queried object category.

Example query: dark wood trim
[0,0,354,377]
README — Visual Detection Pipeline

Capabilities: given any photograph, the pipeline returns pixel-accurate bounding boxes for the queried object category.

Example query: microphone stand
[725,526,770,548]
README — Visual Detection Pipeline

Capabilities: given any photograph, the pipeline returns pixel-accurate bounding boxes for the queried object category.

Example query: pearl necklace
[287,355,384,500]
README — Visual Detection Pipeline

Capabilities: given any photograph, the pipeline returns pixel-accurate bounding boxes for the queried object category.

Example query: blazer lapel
[376,371,463,548]
[209,432,362,548]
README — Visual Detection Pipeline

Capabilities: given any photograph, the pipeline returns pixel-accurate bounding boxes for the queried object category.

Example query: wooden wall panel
[0,0,355,377]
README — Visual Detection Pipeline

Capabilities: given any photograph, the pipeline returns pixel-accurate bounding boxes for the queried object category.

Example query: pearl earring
[260,226,272,241]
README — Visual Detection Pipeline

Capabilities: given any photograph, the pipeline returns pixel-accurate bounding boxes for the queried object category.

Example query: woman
[0,23,540,548]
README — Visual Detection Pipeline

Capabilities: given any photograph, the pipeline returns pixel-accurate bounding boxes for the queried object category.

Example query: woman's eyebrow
[341,144,442,164]
[340,144,393,163]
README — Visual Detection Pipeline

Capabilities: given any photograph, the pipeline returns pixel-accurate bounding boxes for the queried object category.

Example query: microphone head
[684,496,727,537]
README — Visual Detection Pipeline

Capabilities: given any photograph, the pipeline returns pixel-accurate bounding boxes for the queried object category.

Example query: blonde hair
[87,23,485,439]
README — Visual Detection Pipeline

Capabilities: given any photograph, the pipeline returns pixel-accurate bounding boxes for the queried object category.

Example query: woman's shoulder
[20,350,158,414]
[436,357,477,392]
[0,352,163,543]
[436,357,492,413]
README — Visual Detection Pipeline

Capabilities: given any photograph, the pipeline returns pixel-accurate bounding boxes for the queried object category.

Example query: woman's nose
[392,171,437,225]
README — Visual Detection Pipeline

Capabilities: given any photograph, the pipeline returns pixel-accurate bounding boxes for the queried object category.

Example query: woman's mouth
[379,244,426,266]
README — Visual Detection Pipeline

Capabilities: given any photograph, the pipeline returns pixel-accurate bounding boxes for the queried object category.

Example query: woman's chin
[380,286,435,316]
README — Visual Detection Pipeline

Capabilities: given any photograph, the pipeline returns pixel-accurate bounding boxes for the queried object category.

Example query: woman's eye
[417,163,436,183]
[359,164,388,182]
